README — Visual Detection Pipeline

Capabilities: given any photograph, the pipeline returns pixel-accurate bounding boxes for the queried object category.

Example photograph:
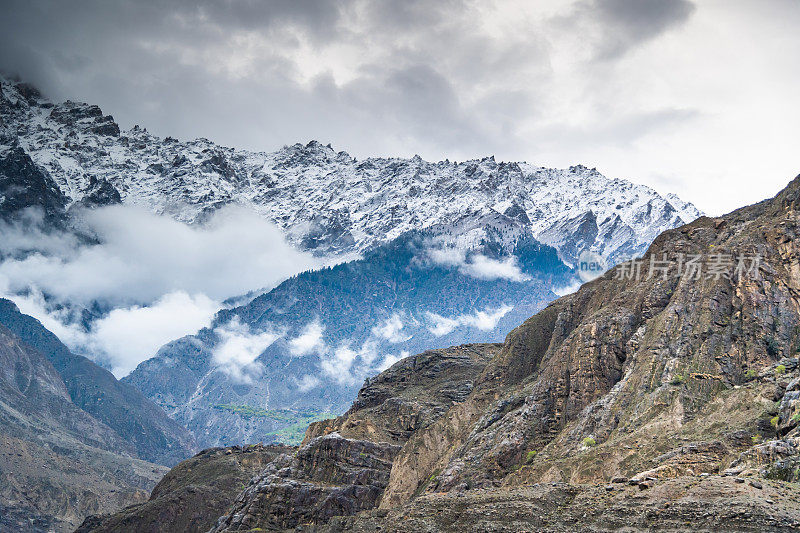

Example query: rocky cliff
[137,174,800,532]
[76,444,291,533]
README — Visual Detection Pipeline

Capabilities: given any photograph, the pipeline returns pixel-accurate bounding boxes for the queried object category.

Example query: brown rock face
[212,434,401,531]
[380,175,800,507]
[211,344,497,531]
[76,444,290,533]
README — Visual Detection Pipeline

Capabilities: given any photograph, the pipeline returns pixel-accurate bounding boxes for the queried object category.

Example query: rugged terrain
[0,75,703,449]
[0,304,174,532]
[89,174,800,532]
[76,444,291,533]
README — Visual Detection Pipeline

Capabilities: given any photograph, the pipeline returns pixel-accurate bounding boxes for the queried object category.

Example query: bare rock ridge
[375,173,800,508]
[75,444,291,533]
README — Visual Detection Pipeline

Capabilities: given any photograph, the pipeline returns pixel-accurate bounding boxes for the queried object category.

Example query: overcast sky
[1,0,798,215]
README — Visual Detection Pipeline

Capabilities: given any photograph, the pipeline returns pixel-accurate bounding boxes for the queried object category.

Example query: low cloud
[293,374,321,392]
[288,320,326,356]
[212,317,280,384]
[426,247,530,282]
[552,279,583,297]
[460,255,530,282]
[90,292,219,377]
[371,313,412,343]
[425,305,513,336]
[377,350,408,372]
[0,204,319,305]
[9,289,219,378]
[426,247,466,267]
[287,317,408,384]
[321,344,360,386]
[0,204,317,375]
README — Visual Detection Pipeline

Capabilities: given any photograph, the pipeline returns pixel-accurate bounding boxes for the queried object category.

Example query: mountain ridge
[0,75,702,265]
[100,173,800,533]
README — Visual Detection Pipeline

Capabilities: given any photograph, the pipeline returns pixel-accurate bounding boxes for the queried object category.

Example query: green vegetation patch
[212,404,335,445]
[670,374,686,385]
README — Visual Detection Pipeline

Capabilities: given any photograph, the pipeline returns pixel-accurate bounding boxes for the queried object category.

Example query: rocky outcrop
[76,444,290,533]
[212,434,400,532]
[0,145,67,223]
[210,344,497,531]
[290,174,800,531]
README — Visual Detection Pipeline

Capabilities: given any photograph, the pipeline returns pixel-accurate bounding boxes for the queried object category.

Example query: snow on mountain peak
[0,76,703,264]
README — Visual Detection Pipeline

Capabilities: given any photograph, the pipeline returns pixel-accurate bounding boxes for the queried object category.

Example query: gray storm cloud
[0,1,799,214]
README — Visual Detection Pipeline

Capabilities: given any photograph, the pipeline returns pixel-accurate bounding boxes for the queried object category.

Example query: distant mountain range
[0,75,702,449]
[0,76,700,265]
[124,233,572,447]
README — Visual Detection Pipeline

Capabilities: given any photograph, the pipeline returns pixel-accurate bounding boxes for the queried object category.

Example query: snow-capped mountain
[0,76,701,265]
[0,75,704,448]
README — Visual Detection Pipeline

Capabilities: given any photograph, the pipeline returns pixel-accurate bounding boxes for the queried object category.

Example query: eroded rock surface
[76,444,290,533]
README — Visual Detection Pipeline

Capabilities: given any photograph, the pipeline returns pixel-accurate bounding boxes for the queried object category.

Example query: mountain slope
[0,298,196,465]
[124,233,570,448]
[0,76,701,265]
[0,315,168,532]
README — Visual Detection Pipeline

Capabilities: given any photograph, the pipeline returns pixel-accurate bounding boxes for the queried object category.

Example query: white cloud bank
[0,205,319,305]
[425,305,513,337]
[426,247,530,282]
[371,313,412,343]
[9,289,219,377]
[212,317,281,384]
[0,205,318,377]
